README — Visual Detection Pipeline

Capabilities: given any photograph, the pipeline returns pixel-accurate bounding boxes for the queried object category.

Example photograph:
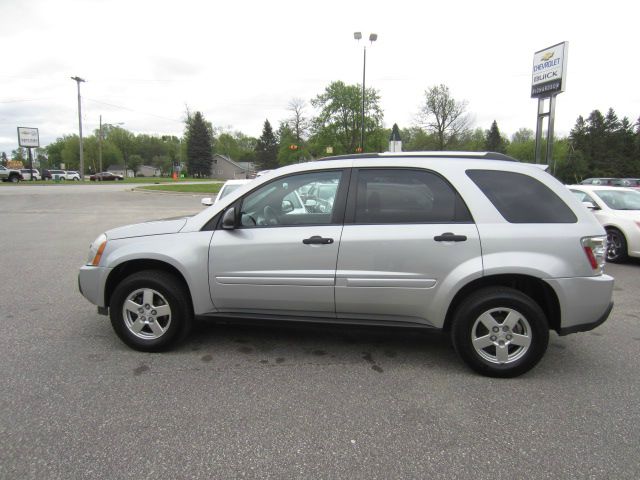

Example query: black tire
[10,175,19,183]
[451,287,549,378]
[606,228,628,263]
[109,270,192,351]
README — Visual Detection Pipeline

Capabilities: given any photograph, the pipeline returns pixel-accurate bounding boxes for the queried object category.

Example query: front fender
[103,231,215,315]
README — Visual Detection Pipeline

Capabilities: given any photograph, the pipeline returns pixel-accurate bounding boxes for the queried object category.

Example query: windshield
[595,189,640,210]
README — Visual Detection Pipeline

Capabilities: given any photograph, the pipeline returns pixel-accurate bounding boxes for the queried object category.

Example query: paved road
[1,185,639,479]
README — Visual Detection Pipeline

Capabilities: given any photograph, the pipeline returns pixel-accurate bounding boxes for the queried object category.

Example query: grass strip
[136,183,223,194]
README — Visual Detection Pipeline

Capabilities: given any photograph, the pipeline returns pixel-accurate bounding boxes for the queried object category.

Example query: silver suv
[78,152,614,377]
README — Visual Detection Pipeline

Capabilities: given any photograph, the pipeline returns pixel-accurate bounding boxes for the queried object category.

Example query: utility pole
[98,114,102,173]
[71,76,86,179]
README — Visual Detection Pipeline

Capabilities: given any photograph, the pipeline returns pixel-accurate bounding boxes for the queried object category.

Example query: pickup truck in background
[0,165,23,182]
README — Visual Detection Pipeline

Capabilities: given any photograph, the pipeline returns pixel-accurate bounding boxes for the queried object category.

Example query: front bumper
[545,274,614,335]
[78,265,112,308]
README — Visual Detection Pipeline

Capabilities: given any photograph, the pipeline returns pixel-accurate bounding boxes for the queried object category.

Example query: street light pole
[354,32,377,152]
[71,76,86,179]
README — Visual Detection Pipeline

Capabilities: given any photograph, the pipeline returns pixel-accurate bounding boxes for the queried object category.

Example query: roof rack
[318,151,519,162]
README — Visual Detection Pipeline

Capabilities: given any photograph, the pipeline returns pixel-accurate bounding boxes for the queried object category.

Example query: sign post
[531,42,568,165]
[17,127,40,181]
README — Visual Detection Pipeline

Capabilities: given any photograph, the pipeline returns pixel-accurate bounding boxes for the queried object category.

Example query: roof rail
[318,151,519,162]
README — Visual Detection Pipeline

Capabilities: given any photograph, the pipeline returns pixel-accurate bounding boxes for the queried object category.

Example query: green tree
[11,147,26,162]
[401,127,439,151]
[107,126,134,171]
[418,84,470,150]
[276,122,299,166]
[456,128,486,151]
[485,120,507,153]
[511,128,534,144]
[128,154,144,175]
[310,80,384,154]
[185,111,214,177]
[60,136,79,169]
[1,152,8,165]
[255,119,279,170]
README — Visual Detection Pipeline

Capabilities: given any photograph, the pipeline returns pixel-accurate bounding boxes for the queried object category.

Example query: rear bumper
[545,274,614,335]
[558,301,613,335]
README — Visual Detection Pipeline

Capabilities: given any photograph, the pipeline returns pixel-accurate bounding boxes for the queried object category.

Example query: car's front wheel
[451,287,549,378]
[109,270,192,351]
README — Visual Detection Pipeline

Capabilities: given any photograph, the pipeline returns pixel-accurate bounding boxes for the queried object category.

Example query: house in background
[137,165,161,177]
[106,165,135,178]
[210,154,255,180]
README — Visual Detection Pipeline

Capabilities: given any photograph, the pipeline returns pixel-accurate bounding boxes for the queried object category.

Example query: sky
[1,0,639,155]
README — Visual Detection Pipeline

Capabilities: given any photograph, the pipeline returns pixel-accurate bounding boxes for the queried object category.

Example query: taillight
[581,236,606,273]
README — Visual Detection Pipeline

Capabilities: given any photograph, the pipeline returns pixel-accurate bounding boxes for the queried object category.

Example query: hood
[611,210,640,221]
[106,217,188,240]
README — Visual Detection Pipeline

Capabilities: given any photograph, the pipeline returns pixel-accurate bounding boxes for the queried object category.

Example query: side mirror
[281,199,294,213]
[222,208,236,229]
[201,197,213,206]
[582,201,599,211]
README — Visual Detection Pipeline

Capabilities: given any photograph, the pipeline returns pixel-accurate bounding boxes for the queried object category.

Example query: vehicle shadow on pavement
[185,318,462,374]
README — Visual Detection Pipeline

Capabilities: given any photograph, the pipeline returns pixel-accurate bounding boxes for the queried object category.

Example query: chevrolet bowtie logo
[541,51,555,61]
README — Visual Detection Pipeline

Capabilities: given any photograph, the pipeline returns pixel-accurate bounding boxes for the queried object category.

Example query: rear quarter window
[466,169,577,223]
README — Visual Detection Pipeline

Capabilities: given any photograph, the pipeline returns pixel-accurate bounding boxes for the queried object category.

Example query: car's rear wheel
[109,270,192,351]
[10,175,19,183]
[451,287,549,378]
[606,228,628,263]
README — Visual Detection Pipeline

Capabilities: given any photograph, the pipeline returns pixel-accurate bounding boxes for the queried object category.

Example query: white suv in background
[79,152,614,377]
[20,169,41,180]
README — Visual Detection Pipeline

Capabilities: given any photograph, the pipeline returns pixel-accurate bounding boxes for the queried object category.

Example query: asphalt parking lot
[1,184,639,479]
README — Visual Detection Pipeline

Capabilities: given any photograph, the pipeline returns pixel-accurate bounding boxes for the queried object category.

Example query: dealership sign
[531,42,568,98]
[17,127,40,148]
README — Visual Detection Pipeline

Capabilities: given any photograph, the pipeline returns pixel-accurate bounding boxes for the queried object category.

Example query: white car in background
[64,171,81,181]
[201,179,252,207]
[20,169,41,180]
[214,179,252,204]
[569,185,640,262]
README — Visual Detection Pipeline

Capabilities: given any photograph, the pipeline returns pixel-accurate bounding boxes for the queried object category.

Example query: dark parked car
[620,178,640,189]
[89,172,124,181]
[41,169,52,180]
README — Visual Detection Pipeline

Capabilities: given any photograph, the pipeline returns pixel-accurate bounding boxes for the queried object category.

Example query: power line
[85,97,183,123]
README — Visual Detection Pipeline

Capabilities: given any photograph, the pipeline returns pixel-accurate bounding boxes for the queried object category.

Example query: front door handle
[434,232,467,242]
[303,235,334,245]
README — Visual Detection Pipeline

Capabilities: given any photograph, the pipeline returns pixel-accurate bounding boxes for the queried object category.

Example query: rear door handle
[434,232,467,242]
[303,235,334,245]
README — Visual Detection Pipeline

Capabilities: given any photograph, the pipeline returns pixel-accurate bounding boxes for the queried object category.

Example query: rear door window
[467,169,577,223]
[351,169,472,224]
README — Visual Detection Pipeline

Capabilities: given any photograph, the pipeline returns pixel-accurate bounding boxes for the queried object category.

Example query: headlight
[87,233,107,266]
